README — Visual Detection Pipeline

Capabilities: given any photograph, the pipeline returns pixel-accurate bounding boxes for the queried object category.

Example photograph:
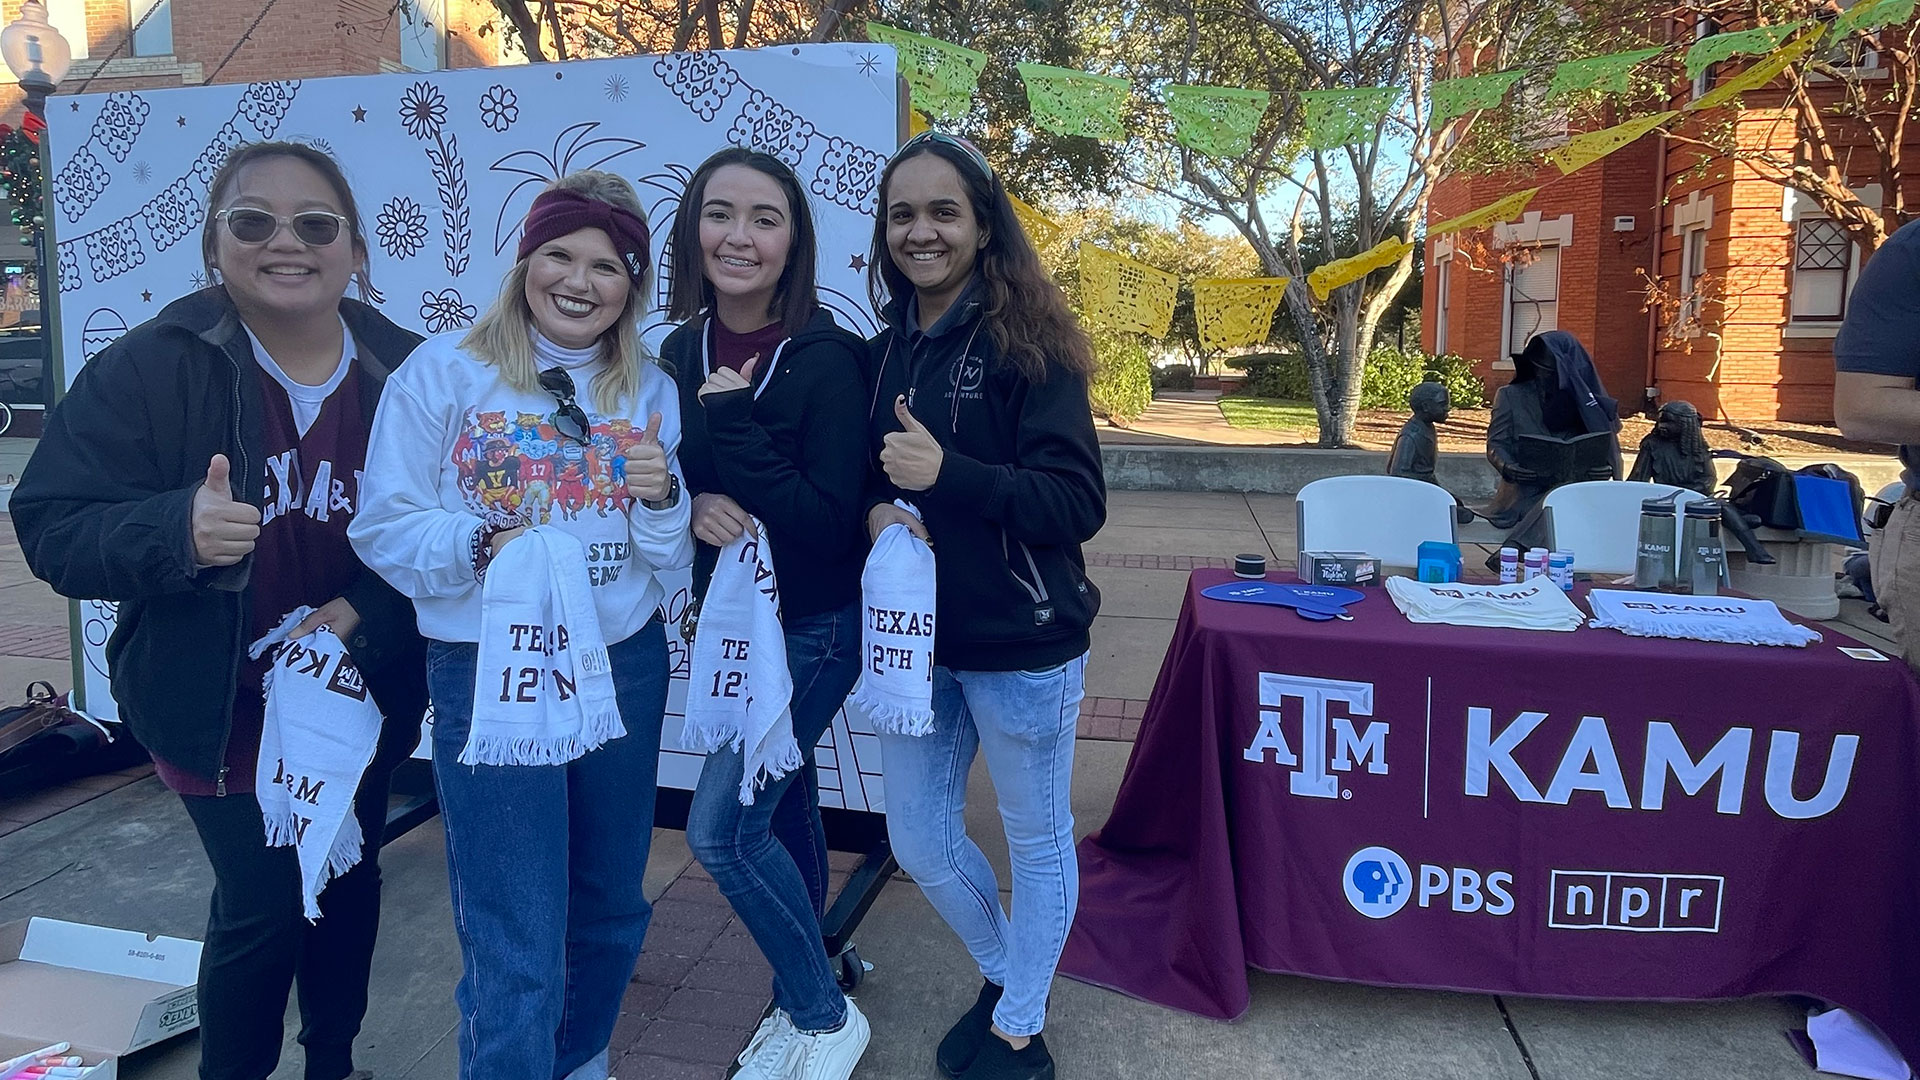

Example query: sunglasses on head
[537,367,594,448]
[216,207,349,247]
[894,130,994,182]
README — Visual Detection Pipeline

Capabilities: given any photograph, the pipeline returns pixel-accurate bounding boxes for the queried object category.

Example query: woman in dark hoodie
[659,147,872,1080]
[11,142,427,1080]
[862,131,1106,1080]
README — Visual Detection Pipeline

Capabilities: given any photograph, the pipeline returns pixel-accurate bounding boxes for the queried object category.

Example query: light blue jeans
[877,655,1087,1038]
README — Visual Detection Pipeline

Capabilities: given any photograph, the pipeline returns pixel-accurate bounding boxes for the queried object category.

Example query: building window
[400,0,447,72]
[1790,217,1853,321]
[45,0,88,60]
[1677,226,1709,327]
[1691,17,1720,101]
[128,0,173,57]
[1504,244,1560,356]
[1435,254,1452,355]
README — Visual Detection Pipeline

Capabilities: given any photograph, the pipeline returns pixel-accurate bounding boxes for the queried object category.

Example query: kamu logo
[1465,708,1859,820]
[1342,845,1515,920]
[1242,673,1387,799]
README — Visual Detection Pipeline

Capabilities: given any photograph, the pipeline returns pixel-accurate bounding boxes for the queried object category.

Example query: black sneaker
[957,1032,1053,1080]
[936,980,1005,1079]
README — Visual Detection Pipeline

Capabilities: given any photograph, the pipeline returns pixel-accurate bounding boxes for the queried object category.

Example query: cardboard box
[0,918,203,1080]
[1300,551,1379,587]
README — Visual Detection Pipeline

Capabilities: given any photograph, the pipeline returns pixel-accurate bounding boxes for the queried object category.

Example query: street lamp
[0,0,70,418]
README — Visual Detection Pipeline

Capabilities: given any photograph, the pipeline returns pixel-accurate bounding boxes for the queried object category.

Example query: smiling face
[884,153,987,323]
[522,226,633,350]
[212,155,363,327]
[698,164,794,328]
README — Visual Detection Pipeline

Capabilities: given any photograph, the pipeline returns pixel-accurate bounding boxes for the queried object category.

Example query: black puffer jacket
[10,287,429,780]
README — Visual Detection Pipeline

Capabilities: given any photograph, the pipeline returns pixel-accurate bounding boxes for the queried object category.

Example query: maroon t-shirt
[154,363,371,795]
[711,318,786,375]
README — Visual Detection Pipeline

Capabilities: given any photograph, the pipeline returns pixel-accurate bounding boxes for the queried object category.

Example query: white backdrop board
[52,45,899,812]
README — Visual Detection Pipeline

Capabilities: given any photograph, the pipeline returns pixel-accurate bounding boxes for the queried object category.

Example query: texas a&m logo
[1241,673,1388,799]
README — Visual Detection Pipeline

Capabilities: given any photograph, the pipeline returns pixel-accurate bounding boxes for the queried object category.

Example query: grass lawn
[1216,396,1318,432]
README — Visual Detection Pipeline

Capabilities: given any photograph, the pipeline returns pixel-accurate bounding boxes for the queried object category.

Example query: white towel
[1587,589,1823,647]
[681,525,798,804]
[250,607,384,921]
[1385,576,1586,632]
[851,502,937,736]
[468,526,622,765]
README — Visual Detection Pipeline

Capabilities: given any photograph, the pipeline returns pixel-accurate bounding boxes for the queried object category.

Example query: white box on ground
[0,917,204,1080]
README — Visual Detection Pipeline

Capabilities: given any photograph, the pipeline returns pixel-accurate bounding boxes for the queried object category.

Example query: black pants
[180,752,403,1080]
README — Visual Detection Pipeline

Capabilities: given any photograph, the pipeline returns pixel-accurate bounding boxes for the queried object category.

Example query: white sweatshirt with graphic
[350,330,694,645]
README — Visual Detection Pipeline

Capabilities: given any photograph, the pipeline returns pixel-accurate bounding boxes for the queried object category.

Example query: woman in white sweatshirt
[350,171,692,1080]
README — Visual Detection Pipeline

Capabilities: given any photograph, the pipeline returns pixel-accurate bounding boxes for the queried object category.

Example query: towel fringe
[854,688,937,737]
[459,708,628,766]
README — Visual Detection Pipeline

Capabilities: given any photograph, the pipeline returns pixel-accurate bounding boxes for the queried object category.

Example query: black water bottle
[1634,499,1678,591]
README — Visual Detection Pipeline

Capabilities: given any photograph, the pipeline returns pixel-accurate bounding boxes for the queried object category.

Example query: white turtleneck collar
[533,330,603,372]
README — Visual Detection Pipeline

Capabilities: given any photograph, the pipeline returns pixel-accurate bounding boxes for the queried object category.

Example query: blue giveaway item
[1792,474,1864,545]
[1201,581,1367,621]
[1416,541,1463,583]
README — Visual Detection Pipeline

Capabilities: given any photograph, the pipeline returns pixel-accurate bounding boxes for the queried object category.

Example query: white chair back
[1295,475,1458,571]
[1542,481,1706,576]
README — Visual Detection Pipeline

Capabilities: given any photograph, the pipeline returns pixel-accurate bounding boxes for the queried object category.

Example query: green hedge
[1088,330,1153,423]
[1227,347,1486,409]
[1152,363,1195,392]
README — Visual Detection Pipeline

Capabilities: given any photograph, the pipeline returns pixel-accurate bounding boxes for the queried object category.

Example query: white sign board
[53,45,898,812]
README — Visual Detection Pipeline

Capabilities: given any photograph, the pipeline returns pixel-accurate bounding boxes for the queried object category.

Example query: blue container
[1416,541,1463,583]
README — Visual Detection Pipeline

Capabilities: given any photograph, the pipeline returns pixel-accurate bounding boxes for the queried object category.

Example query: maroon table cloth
[1060,570,1920,1062]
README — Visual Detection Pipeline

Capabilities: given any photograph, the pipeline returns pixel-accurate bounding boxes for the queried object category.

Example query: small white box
[0,918,204,1080]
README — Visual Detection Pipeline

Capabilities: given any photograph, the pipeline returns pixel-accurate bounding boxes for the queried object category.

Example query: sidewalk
[0,493,1888,1079]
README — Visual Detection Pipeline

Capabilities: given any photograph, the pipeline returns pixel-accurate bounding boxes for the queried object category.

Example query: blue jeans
[686,600,860,1032]
[427,619,668,1080]
[878,655,1087,1038]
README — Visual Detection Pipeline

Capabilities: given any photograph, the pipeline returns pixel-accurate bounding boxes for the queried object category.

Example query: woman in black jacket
[863,131,1106,1080]
[11,142,427,1080]
[660,147,872,1079]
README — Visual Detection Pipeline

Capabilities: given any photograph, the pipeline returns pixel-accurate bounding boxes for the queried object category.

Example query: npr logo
[1548,870,1723,933]
[1242,673,1387,800]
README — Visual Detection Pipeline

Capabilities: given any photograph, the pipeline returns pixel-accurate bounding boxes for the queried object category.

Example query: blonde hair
[461,170,656,414]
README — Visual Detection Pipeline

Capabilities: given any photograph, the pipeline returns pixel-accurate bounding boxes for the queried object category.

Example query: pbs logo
[1343,846,1412,919]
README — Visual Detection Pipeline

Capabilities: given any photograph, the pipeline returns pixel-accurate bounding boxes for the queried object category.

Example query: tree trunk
[495,0,549,61]
[808,0,863,41]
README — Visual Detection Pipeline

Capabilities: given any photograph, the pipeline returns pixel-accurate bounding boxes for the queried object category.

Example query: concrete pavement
[0,490,1893,1079]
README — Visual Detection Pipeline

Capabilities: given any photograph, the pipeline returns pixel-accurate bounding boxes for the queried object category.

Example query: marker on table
[18,1069,91,1078]
[0,1045,72,1080]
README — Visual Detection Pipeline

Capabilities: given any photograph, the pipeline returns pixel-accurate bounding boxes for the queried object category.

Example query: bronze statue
[1628,400,1775,563]
[1483,331,1623,531]
[1388,382,1449,486]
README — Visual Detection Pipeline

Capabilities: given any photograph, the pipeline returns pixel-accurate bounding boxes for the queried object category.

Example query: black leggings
[179,757,400,1080]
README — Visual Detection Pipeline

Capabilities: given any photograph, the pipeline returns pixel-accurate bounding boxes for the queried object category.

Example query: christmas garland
[0,111,45,246]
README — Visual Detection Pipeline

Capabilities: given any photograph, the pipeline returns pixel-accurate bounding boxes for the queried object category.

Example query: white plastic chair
[1542,481,1706,576]
[1295,475,1458,571]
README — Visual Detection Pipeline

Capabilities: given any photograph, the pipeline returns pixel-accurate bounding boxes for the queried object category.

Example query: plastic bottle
[1523,547,1549,581]
[1634,499,1679,591]
[1498,548,1520,583]
[1678,499,1725,596]
[1548,550,1575,591]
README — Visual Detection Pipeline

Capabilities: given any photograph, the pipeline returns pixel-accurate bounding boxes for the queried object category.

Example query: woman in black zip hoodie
[659,148,873,1079]
[11,143,427,1080]
[862,132,1106,1080]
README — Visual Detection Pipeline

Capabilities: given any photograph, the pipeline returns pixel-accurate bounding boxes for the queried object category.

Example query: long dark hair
[665,147,819,337]
[867,139,1094,382]
[200,141,372,292]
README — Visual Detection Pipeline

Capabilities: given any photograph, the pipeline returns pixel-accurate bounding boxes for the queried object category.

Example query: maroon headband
[516,188,652,286]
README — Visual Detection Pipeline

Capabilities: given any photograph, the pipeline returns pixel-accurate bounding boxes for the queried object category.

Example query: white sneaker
[791,997,871,1080]
[735,1008,798,1078]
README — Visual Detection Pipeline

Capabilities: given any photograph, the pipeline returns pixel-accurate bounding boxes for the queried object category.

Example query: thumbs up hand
[698,354,759,402]
[881,395,943,492]
[190,454,261,568]
[624,412,672,504]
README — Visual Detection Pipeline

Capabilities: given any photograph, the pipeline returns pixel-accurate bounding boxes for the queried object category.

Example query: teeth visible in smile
[553,296,594,316]
[720,256,756,268]
[266,268,312,276]
[910,252,943,262]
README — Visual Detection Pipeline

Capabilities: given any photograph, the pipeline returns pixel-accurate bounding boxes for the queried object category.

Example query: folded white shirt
[1385,576,1586,632]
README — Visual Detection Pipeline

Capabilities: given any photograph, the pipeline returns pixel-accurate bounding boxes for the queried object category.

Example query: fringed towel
[468,526,622,765]
[250,607,383,921]
[1587,589,1823,647]
[682,525,798,804]
[852,502,937,735]
[1384,576,1586,632]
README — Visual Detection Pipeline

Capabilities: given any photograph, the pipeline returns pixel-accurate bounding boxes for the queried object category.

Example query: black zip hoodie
[663,305,871,618]
[865,278,1106,671]
[10,287,429,782]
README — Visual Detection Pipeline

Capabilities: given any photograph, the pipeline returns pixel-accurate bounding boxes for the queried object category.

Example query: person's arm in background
[1834,225,1920,445]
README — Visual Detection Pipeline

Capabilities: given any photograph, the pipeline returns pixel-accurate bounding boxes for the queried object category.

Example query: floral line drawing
[480,85,518,133]
[400,81,447,141]
[488,122,648,256]
[605,75,630,102]
[421,288,477,333]
[377,196,430,260]
[402,81,470,275]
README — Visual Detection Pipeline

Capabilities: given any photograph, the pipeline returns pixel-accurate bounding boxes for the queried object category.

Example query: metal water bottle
[1678,499,1725,596]
[1634,499,1678,591]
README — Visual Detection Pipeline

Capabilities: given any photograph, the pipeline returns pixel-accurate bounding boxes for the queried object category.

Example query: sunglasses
[537,367,594,448]
[216,208,349,247]
[894,130,994,182]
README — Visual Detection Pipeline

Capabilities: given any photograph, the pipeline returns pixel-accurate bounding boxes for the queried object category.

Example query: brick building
[1423,24,1919,424]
